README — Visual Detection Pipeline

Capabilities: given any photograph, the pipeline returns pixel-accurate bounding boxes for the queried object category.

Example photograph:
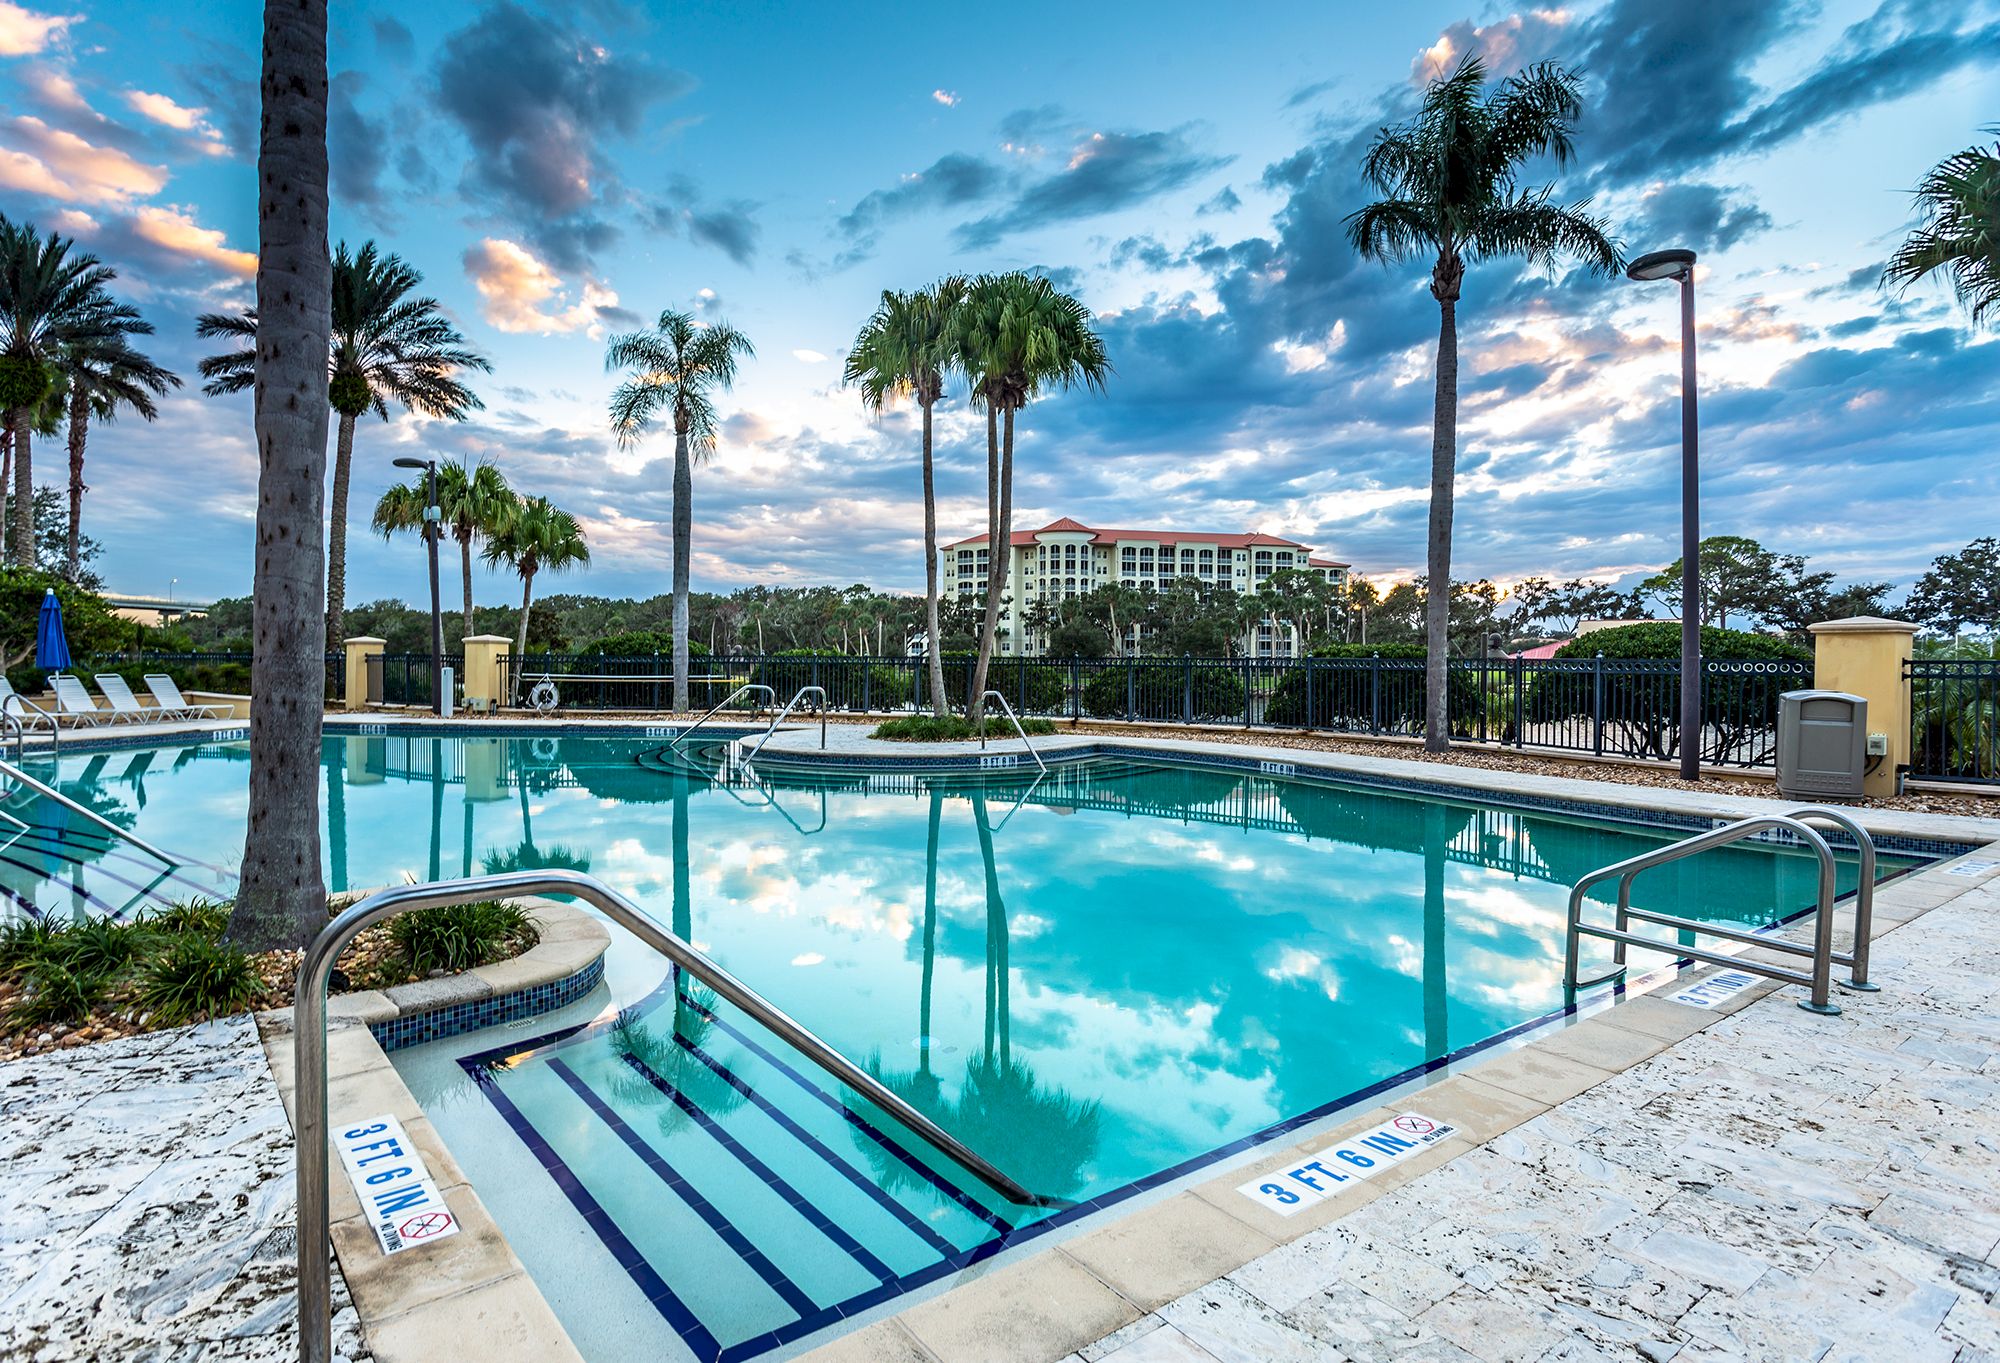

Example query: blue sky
[2,0,1996,607]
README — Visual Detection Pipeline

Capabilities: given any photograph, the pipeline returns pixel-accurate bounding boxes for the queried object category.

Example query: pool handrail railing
[669,682,777,749]
[294,867,1074,1363]
[1563,809,1880,1013]
[742,684,826,762]
[976,690,1048,774]
[0,755,178,867]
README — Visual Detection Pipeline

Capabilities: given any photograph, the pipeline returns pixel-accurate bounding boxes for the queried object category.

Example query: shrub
[1080,661,1247,721]
[10,961,106,1030]
[1264,643,1484,733]
[872,714,1057,742]
[0,917,66,974]
[940,653,1068,715]
[389,900,537,976]
[1548,622,1808,664]
[50,919,150,977]
[144,898,229,938]
[136,934,263,1025]
[580,631,710,658]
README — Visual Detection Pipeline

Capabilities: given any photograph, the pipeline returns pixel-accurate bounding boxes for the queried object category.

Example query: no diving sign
[1237,1111,1458,1216]
[333,1114,461,1255]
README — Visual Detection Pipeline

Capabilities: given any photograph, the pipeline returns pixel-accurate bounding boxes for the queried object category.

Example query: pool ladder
[975,690,1048,774]
[669,683,776,750]
[1564,806,1878,1015]
[742,685,827,763]
[292,868,1073,1363]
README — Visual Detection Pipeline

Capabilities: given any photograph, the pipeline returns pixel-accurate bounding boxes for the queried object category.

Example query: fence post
[1243,654,1252,727]
[342,637,384,712]
[1808,616,1920,798]
[1183,656,1194,724]
[1512,656,1525,748]
[1126,659,1136,722]
[1069,659,1081,720]
[1305,655,1317,731]
[1476,660,1488,744]
[862,659,872,714]
[1592,651,1606,757]
[1369,652,1382,735]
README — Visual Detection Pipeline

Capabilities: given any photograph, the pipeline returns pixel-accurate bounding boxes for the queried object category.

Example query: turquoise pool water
[0,732,1915,1361]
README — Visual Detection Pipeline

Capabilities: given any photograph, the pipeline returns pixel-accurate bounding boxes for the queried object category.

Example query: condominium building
[942,517,1350,657]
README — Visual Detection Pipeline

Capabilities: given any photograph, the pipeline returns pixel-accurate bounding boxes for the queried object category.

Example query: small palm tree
[604,310,754,710]
[956,273,1110,711]
[0,214,128,567]
[845,277,966,715]
[57,322,181,580]
[439,460,512,639]
[482,494,590,693]
[196,240,491,652]
[1885,130,2000,324]
[1345,55,1621,752]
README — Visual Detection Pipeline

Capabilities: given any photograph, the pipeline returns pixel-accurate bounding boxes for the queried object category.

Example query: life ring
[529,678,560,715]
[529,735,561,763]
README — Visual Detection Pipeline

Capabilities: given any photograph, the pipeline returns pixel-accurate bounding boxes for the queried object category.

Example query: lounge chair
[94,674,162,723]
[0,677,56,729]
[49,675,121,726]
[143,675,234,721]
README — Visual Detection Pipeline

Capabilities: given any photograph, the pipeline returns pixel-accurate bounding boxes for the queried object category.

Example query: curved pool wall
[0,721,1956,1362]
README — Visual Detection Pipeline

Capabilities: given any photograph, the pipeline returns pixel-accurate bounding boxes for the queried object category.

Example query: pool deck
[2,724,1995,1363]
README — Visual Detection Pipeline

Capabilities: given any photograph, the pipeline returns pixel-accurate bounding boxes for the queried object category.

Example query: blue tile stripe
[667,1026,965,1261]
[369,955,604,1053]
[471,1062,724,1360]
[548,1055,821,1317]
[617,1051,898,1285]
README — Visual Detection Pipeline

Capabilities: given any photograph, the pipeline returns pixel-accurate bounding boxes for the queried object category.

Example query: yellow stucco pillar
[342,636,384,712]
[462,635,512,711]
[1808,615,1919,798]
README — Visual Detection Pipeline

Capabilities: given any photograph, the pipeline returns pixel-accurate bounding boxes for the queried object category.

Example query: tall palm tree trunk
[1,423,11,562]
[233,0,331,952]
[1422,802,1449,1059]
[9,413,32,567]
[459,534,475,641]
[671,424,693,712]
[970,405,1004,714]
[1423,262,1462,754]
[921,401,947,716]
[920,788,941,1077]
[514,567,536,664]
[324,410,356,652]
[65,389,88,580]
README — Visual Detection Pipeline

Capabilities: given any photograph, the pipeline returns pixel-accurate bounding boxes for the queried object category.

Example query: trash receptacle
[1776,690,1866,800]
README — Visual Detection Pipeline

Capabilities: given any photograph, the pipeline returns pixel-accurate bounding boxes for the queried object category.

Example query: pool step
[469,989,1032,1360]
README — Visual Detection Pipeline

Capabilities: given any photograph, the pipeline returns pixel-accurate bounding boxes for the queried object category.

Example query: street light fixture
[1626,247,1702,783]
[393,456,445,716]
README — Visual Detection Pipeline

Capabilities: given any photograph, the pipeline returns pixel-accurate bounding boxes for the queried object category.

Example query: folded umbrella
[35,589,71,672]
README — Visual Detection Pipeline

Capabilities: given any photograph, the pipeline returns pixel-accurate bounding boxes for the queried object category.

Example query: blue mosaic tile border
[369,953,605,1052]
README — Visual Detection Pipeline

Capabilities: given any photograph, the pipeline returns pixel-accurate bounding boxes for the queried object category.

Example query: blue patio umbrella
[35,589,71,671]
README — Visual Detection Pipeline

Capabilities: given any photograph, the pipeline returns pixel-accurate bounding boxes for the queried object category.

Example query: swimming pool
[0,730,1923,1360]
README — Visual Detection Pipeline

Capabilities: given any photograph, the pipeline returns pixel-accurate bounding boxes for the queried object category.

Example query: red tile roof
[946,518,1326,553]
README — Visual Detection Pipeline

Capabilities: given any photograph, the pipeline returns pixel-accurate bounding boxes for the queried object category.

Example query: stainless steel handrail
[742,685,826,762]
[0,756,178,867]
[669,683,776,750]
[1564,813,1851,1014]
[295,868,1071,1363]
[976,690,1048,774]
[1782,806,1878,991]
[2,693,59,761]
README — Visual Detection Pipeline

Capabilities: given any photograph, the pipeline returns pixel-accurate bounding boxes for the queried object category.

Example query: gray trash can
[1776,690,1866,800]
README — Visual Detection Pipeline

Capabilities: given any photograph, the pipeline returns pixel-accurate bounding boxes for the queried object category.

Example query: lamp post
[1626,247,1701,783]
[393,456,444,716]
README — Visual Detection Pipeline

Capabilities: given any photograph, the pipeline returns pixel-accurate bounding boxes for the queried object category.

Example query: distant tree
[1345,55,1621,751]
[1641,535,1797,630]
[1345,576,1383,644]
[1885,131,2000,324]
[482,495,590,689]
[2,485,104,588]
[1257,567,1340,651]
[0,565,123,674]
[605,309,754,710]
[1907,537,2000,637]
[1507,576,1638,637]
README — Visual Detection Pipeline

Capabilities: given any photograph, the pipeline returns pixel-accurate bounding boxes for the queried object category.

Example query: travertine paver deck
[0,1015,370,1362]
[1051,877,2000,1363]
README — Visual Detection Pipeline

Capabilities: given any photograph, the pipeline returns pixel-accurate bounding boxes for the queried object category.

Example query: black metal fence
[499,651,1812,769]
[1908,657,2000,785]
[372,653,463,709]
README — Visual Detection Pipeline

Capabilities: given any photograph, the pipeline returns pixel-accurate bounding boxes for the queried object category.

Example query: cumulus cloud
[0,1,75,57]
[932,88,959,107]
[1634,182,1773,254]
[372,16,414,64]
[0,115,167,203]
[122,89,200,130]
[955,126,1233,248]
[462,236,622,335]
[125,204,255,276]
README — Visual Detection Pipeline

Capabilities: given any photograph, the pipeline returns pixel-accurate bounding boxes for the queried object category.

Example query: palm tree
[1345,57,1620,752]
[438,460,512,640]
[482,494,589,694]
[230,0,331,952]
[1885,131,2000,324]
[57,324,180,580]
[604,310,755,711]
[956,273,1110,712]
[0,214,128,567]
[845,278,966,716]
[196,241,491,651]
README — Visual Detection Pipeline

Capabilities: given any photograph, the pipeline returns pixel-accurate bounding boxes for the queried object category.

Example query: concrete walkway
[0,1014,370,1362]
[1058,876,2000,1363]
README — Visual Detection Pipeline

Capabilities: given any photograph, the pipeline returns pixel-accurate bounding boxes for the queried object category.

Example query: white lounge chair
[49,674,121,726]
[95,673,169,724]
[143,675,233,721]
[0,677,56,729]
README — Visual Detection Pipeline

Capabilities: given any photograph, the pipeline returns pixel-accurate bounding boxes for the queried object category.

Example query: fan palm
[1885,131,2000,324]
[604,310,755,710]
[1345,55,1621,751]
[955,273,1110,712]
[229,0,332,954]
[482,494,589,694]
[0,214,129,567]
[196,241,491,652]
[845,277,967,715]
[56,323,180,580]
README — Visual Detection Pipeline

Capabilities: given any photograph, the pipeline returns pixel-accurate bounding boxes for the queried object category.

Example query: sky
[1,0,1996,610]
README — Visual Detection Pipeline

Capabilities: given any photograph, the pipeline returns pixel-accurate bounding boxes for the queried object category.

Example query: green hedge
[1264,644,1483,733]
[1079,661,1247,721]
[942,654,1067,714]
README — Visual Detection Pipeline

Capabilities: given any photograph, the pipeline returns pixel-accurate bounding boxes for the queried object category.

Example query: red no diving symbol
[398,1211,454,1241]
[1392,1115,1436,1135]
